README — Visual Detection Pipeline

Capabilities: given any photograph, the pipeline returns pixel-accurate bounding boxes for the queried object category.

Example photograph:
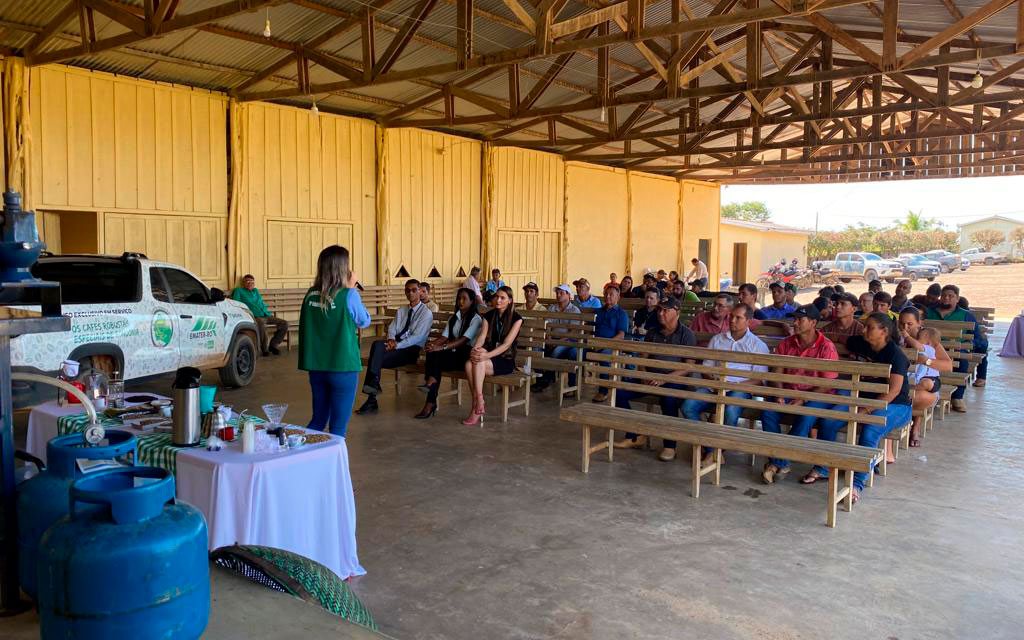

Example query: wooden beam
[535,0,568,55]
[457,0,473,68]
[304,48,364,82]
[450,85,510,117]
[882,0,898,71]
[372,0,439,77]
[804,12,881,67]
[81,0,147,36]
[898,0,1017,69]
[520,27,596,111]
[151,0,175,30]
[361,8,376,82]
[500,0,536,31]
[26,2,77,54]
[746,0,762,89]
[508,64,521,116]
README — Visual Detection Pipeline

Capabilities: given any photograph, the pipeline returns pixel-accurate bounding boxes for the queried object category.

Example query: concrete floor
[8,324,1024,639]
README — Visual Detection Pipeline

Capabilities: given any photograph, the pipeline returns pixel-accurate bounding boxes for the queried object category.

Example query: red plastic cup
[220,426,235,441]
[66,381,86,404]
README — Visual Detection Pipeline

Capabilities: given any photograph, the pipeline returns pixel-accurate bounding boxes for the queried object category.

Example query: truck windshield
[862,253,882,260]
[31,260,141,304]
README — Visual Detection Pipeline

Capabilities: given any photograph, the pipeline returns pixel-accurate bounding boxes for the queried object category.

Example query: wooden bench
[518,309,596,406]
[368,308,541,422]
[922,319,979,417]
[257,287,307,351]
[564,337,895,527]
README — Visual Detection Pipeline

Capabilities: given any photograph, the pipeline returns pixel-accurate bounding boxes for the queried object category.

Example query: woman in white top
[898,307,953,447]
[414,288,482,419]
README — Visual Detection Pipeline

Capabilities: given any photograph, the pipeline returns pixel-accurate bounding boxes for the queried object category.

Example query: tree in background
[1011,227,1024,257]
[721,201,771,222]
[808,225,957,260]
[970,229,1006,251]
[899,210,943,231]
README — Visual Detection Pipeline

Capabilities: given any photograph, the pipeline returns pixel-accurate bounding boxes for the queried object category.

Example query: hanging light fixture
[599,105,607,123]
[262,8,272,38]
[971,49,984,89]
[311,100,319,115]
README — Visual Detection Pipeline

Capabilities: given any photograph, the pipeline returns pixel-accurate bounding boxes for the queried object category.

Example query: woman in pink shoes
[462,286,523,425]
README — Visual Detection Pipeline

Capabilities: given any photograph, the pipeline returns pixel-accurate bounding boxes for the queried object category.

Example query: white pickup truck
[12,253,259,406]
[818,252,905,283]
[961,247,1008,265]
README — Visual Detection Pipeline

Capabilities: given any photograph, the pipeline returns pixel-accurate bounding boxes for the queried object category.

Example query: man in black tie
[357,279,434,414]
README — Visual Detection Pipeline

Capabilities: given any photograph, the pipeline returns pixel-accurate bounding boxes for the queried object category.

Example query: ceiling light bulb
[263,18,272,38]
[971,71,984,89]
[600,105,607,122]
[311,101,319,115]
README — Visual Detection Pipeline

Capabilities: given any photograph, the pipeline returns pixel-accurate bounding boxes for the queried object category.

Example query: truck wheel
[908,272,918,281]
[940,264,950,274]
[864,269,878,282]
[219,333,257,387]
[984,257,994,265]
[927,276,935,281]
[840,278,851,283]
[78,355,118,378]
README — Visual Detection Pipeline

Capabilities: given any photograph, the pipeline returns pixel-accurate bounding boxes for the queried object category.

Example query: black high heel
[414,405,437,420]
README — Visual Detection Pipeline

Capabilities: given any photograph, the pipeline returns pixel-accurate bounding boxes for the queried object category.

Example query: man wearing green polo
[232,274,288,356]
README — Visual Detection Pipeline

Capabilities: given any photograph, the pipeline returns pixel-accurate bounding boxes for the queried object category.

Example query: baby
[908,327,943,395]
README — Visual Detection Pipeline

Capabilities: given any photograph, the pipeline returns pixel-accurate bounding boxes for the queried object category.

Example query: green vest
[298,287,362,372]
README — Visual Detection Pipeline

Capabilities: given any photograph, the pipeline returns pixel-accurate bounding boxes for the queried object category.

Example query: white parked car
[961,247,1008,265]
[12,253,259,406]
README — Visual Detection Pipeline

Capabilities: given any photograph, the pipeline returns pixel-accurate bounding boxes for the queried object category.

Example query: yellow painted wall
[488,147,564,293]
[565,163,629,288]
[383,128,481,284]
[718,222,808,284]
[28,65,229,285]
[238,102,377,288]
[680,179,721,286]
[629,172,682,277]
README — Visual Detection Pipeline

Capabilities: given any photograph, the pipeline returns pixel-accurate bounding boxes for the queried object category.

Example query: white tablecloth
[26,399,365,580]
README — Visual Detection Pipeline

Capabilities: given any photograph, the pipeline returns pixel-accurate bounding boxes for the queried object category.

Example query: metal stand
[0,309,68,616]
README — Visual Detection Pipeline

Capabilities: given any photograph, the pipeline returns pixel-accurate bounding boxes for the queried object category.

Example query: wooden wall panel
[102,212,226,285]
[565,163,628,288]
[241,103,377,288]
[629,173,681,276]
[680,179,722,286]
[384,128,481,283]
[29,65,228,215]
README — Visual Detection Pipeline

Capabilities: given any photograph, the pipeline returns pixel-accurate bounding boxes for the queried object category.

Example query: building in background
[719,219,812,286]
[957,215,1024,257]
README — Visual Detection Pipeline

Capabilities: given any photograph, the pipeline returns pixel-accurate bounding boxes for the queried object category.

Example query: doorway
[732,243,747,283]
[698,239,711,271]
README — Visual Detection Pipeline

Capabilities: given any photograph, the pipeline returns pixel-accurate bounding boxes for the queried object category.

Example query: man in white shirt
[682,303,769,463]
[463,266,483,303]
[687,257,709,288]
[357,279,435,414]
[531,284,582,392]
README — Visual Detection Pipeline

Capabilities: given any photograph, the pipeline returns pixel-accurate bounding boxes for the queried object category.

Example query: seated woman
[414,288,482,419]
[801,312,912,504]
[898,307,953,447]
[463,286,524,425]
[631,288,661,339]
[618,275,636,298]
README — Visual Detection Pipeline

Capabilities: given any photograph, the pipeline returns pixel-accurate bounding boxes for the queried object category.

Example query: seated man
[530,284,581,392]
[419,282,439,313]
[784,282,798,307]
[868,279,883,295]
[691,280,716,298]
[590,284,630,403]
[736,283,763,328]
[231,274,288,356]
[521,282,542,311]
[925,284,987,411]
[463,266,483,303]
[689,293,733,335]
[872,291,897,320]
[613,297,697,461]
[683,303,769,466]
[911,282,941,310]
[686,257,709,289]
[572,278,603,309]
[671,279,700,303]
[891,279,912,312]
[753,282,795,320]
[856,292,874,318]
[604,273,618,289]
[822,292,863,346]
[812,295,833,322]
[758,304,840,484]
[635,272,659,298]
[484,268,505,302]
[357,279,434,414]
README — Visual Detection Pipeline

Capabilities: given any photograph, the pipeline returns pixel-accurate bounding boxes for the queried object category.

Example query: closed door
[732,243,747,283]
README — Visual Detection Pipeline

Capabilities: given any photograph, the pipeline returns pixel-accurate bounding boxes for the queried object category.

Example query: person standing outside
[299,246,371,436]
[463,266,483,303]
[686,257,709,288]
[232,274,289,356]
[590,284,630,403]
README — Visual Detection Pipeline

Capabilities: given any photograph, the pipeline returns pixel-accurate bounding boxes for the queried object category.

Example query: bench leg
[691,445,702,498]
[501,386,510,423]
[713,449,722,486]
[394,369,401,396]
[558,372,566,408]
[582,425,591,473]
[523,382,531,417]
[844,469,854,512]
[607,429,613,462]
[456,379,462,406]
[826,469,838,528]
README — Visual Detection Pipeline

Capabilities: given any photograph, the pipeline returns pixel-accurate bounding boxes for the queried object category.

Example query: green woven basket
[211,545,377,631]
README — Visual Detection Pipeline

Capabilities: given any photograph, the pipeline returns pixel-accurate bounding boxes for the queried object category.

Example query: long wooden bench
[563,337,895,527]
[518,309,596,406]
[369,308,541,422]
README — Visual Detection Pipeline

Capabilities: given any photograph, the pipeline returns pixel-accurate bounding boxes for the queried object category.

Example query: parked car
[920,249,964,273]
[894,254,940,281]
[818,252,905,283]
[962,247,1008,265]
[11,253,259,407]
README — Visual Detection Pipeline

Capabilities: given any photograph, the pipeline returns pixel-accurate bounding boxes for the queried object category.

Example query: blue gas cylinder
[37,467,210,639]
[17,429,137,600]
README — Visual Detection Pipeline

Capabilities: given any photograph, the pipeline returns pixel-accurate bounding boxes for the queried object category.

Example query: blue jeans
[951,353,970,400]
[308,371,359,437]
[760,400,834,470]
[813,403,913,491]
[618,382,686,448]
[683,388,752,455]
[540,345,577,385]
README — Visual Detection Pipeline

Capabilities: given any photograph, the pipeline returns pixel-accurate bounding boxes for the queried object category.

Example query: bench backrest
[581,336,893,434]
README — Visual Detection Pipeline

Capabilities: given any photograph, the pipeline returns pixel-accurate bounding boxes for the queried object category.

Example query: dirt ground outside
[795,262,1024,320]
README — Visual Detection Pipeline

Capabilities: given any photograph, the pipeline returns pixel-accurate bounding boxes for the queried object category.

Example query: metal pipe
[10,373,98,424]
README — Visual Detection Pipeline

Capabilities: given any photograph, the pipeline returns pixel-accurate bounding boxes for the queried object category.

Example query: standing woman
[414,288,482,419]
[463,285,523,425]
[299,245,371,436]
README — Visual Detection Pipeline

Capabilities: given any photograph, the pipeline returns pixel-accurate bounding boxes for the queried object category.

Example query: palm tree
[899,210,941,231]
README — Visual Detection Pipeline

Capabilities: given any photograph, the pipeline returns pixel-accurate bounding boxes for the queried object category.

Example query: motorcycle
[755,265,815,291]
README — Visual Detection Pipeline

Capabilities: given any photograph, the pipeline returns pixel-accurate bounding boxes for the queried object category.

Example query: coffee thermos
[172,367,202,447]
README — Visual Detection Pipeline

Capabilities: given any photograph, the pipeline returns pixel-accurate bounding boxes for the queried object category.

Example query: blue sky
[720,174,1024,232]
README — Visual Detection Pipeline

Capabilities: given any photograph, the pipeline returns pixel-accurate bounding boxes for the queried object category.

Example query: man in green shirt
[232,274,288,356]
